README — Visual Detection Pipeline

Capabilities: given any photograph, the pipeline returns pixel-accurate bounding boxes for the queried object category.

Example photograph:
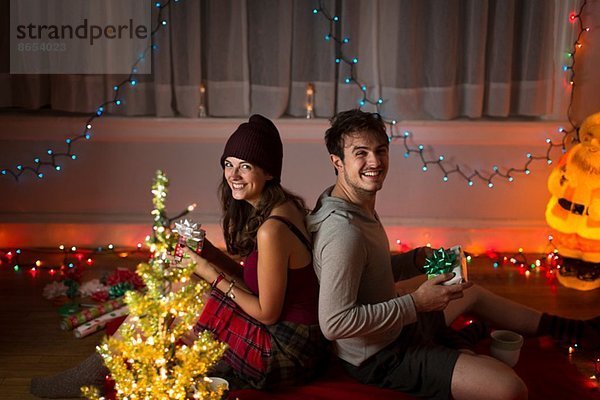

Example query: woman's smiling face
[223,157,272,207]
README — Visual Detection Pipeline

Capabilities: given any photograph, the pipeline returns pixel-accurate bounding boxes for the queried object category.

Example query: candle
[306,83,315,119]
[198,82,207,118]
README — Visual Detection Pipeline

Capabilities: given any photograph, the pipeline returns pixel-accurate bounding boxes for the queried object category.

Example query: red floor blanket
[104,318,599,399]
[230,337,599,400]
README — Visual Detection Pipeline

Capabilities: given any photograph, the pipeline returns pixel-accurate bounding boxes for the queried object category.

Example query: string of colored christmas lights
[0,244,149,274]
[1,0,181,182]
[0,199,194,273]
[564,0,589,141]
[313,0,590,187]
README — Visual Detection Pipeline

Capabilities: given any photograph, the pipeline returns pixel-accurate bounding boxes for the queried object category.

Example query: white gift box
[426,245,469,286]
[442,245,468,285]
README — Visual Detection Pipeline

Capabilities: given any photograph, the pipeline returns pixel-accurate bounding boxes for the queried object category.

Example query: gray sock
[30,353,108,398]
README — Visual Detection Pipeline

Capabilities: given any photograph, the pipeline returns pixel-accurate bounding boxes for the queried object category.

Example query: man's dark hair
[325,109,388,161]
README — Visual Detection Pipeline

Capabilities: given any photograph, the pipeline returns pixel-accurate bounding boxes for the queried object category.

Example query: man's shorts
[342,311,460,399]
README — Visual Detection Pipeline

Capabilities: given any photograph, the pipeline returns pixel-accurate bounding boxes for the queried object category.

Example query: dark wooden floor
[0,252,598,399]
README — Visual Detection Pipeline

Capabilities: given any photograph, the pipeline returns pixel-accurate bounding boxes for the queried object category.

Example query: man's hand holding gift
[424,246,469,286]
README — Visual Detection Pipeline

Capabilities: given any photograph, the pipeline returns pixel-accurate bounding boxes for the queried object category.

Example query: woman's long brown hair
[219,176,307,257]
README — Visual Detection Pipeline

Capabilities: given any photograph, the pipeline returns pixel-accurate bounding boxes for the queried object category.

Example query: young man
[307,109,599,400]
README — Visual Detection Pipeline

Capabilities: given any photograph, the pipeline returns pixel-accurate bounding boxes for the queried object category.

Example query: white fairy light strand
[1,0,182,181]
[313,0,588,188]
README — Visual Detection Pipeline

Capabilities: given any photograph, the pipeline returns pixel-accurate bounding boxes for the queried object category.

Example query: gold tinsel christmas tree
[83,171,227,400]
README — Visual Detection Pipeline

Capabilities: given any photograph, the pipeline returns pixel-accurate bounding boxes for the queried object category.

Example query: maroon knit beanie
[220,114,283,182]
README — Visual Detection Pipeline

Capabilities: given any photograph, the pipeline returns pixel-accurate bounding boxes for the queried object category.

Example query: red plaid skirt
[194,288,326,389]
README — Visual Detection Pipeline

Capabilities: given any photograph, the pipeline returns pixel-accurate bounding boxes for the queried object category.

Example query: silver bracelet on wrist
[224,280,236,299]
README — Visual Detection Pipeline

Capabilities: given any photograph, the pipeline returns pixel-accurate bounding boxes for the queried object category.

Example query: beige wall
[0,115,565,254]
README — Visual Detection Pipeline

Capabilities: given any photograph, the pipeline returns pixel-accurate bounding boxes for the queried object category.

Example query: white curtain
[0,0,589,121]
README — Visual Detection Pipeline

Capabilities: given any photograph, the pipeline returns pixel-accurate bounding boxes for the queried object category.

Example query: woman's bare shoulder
[259,201,306,236]
[270,201,308,225]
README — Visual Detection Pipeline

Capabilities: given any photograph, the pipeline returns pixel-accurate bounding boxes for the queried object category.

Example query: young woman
[184,114,326,389]
[30,115,325,397]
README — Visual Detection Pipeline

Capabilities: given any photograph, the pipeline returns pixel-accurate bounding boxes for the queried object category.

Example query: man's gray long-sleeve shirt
[307,187,418,366]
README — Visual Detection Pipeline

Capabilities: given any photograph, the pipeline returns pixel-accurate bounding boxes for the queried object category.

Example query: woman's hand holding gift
[183,247,219,284]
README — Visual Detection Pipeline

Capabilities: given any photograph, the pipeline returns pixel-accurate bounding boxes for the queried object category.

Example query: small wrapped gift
[172,219,205,264]
[424,245,468,285]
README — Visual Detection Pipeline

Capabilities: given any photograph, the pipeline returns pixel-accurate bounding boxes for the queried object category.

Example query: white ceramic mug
[206,376,229,392]
[490,330,524,367]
